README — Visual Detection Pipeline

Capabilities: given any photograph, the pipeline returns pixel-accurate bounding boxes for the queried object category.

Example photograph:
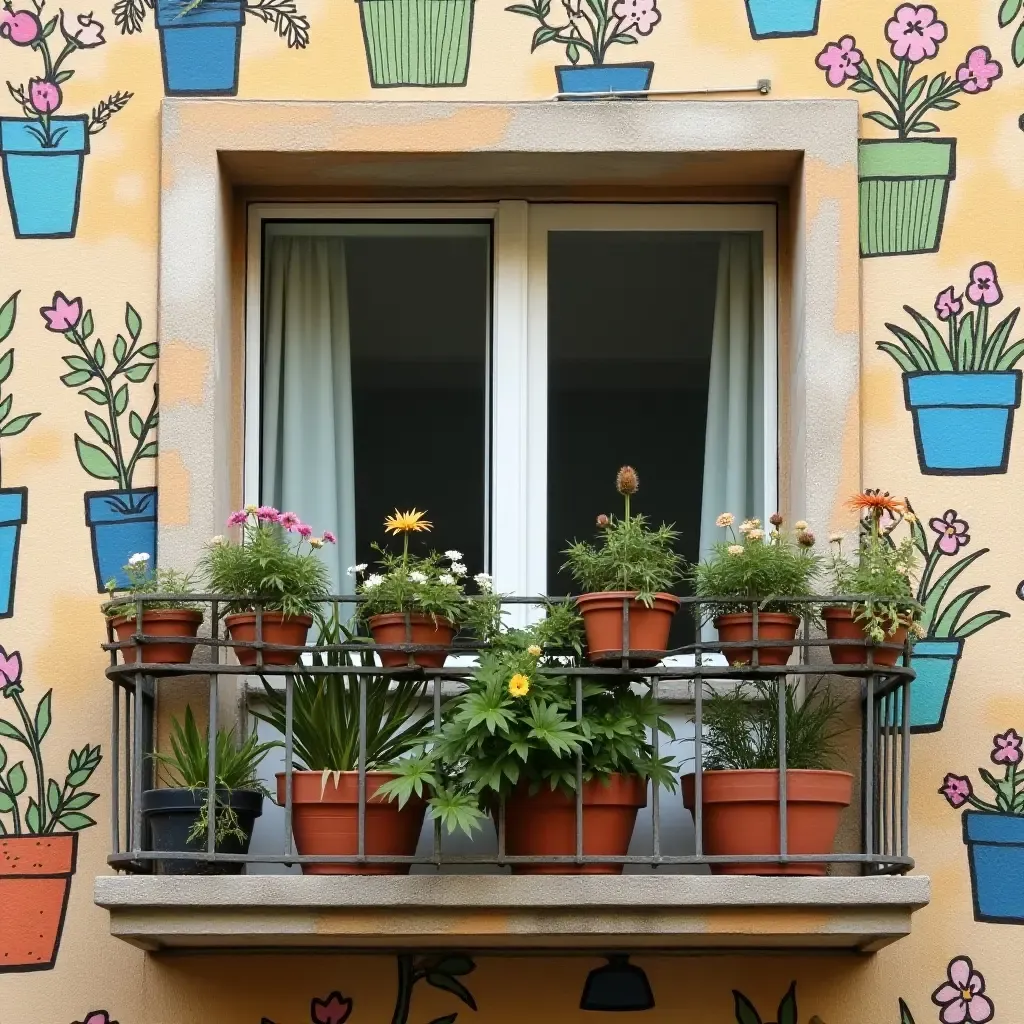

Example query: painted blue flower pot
[85,488,158,593]
[0,116,88,239]
[156,0,244,96]
[908,638,963,733]
[904,371,1022,475]
[0,487,27,618]
[963,812,1024,923]
[555,62,654,98]
[744,0,821,39]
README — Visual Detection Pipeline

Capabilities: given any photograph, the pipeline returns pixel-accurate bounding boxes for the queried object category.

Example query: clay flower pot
[224,612,313,666]
[276,770,425,875]
[713,612,801,667]
[109,608,203,665]
[501,774,647,875]
[367,612,455,669]
[575,591,680,666]
[683,769,853,875]
[822,606,908,667]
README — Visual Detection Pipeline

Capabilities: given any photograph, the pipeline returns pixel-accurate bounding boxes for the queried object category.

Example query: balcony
[94,595,930,954]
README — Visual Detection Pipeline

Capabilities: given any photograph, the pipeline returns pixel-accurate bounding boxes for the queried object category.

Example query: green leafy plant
[562,466,684,606]
[101,552,200,617]
[0,293,41,486]
[733,981,799,1024]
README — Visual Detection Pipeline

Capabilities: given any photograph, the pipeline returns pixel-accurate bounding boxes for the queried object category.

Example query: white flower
[747,529,765,541]
[346,563,368,575]
[739,519,760,534]
[830,532,844,544]
[450,562,467,577]
[209,535,226,546]
[438,573,456,586]
[363,574,384,589]
[409,570,427,584]
[474,572,493,592]
[727,544,744,556]
[444,550,463,561]
[716,513,735,528]
[128,552,151,565]
[794,520,809,532]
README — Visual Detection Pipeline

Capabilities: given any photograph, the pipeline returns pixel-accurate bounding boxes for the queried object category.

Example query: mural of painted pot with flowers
[0,1,130,239]
[878,262,1024,474]
[816,5,1002,257]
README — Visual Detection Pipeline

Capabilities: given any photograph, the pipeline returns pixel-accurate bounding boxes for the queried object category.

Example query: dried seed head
[616,465,639,496]
[797,530,816,548]
[769,512,784,527]
[596,514,610,529]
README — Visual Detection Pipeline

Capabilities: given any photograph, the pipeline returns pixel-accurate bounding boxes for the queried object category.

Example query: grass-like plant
[101,552,200,617]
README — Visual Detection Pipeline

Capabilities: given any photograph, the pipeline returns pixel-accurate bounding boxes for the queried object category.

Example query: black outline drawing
[155,0,244,97]
[744,0,821,40]
[733,981,800,1024]
[962,810,1024,924]
[908,637,964,734]
[84,487,158,594]
[0,485,29,620]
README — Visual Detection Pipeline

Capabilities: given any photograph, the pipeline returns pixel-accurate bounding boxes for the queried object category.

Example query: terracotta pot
[713,612,801,667]
[0,833,77,970]
[276,770,425,875]
[822,606,908,667]
[367,612,455,669]
[575,591,680,666]
[683,769,853,875]
[501,774,647,875]
[224,612,312,666]
[109,608,203,665]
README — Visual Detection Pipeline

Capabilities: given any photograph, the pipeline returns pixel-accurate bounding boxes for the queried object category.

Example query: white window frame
[244,201,778,598]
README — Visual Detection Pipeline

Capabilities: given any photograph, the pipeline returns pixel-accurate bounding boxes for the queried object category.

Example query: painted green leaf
[85,412,111,444]
[904,77,926,108]
[926,72,946,97]
[956,610,1011,639]
[999,0,1023,27]
[0,744,6,773]
[996,340,1024,371]
[75,435,120,480]
[58,811,96,831]
[432,955,476,977]
[957,311,976,369]
[505,4,536,13]
[7,761,26,796]
[113,334,127,363]
[0,719,26,744]
[113,384,129,416]
[47,778,60,813]
[135,441,158,461]
[848,80,874,92]
[733,991,762,1024]
[863,111,900,131]
[566,41,580,64]
[1013,20,1024,67]
[777,983,798,1024]
[0,350,13,386]
[0,791,13,813]
[93,339,105,369]
[63,354,92,373]
[79,387,108,405]
[125,303,142,341]
[932,586,987,636]
[903,305,953,370]
[54,69,74,83]
[67,768,95,788]
[80,309,94,341]
[924,548,989,626]
[62,791,98,811]
[0,395,14,425]
[34,689,52,742]
[137,343,159,359]
[426,973,477,1010]
[123,363,153,383]
[25,798,40,833]
[885,322,934,370]
[876,59,900,98]
[931,98,960,111]
[531,25,559,49]
[0,292,17,345]
[877,341,918,373]
[980,308,1019,370]
[129,410,144,439]
[61,369,93,388]
[911,122,940,133]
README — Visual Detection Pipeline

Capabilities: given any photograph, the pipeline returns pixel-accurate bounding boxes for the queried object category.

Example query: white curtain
[698,234,765,561]
[262,235,357,592]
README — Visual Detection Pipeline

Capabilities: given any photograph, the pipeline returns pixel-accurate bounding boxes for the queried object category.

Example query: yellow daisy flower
[508,673,531,697]
[384,508,433,535]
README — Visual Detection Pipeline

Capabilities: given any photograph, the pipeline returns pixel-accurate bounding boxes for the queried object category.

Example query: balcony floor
[95,873,930,954]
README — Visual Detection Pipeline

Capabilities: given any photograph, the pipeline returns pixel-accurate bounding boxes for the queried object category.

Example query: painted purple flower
[227,510,249,527]
[612,0,660,35]
[0,646,23,698]
[929,510,969,555]
[816,36,864,87]
[939,773,973,808]
[280,511,301,531]
[992,728,1022,766]
[0,7,41,44]
[28,78,61,114]
[40,292,83,332]
[934,287,962,321]
[956,46,1002,94]
[932,957,994,1024]
[256,505,281,523]
[966,263,1002,307]
[311,993,353,1024]
[885,4,946,64]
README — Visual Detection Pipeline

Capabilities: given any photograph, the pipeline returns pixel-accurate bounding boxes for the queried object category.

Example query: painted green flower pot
[357,0,474,86]
[858,138,956,258]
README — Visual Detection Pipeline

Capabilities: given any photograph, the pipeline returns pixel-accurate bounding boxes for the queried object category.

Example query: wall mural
[998,0,1024,68]
[73,1014,118,1024]
[0,647,102,973]
[876,262,1023,475]
[744,0,820,41]
[0,2,130,239]
[733,982,803,1024]
[815,5,1002,258]
[41,292,158,592]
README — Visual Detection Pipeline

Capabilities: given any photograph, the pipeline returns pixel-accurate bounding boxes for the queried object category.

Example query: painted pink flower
[612,0,660,35]
[939,774,973,809]
[40,291,82,332]
[0,645,23,697]
[0,7,41,44]
[992,729,1022,766]
[227,510,249,527]
[322,531,337,544]
[934,287,962,321]
[885,5,946,64]
[311,993,353,1024]
[28,78,61,114]
[296,523,313,539]
[64,10,105,47]
[932,957,993,1024]
[75,1013,118,1024]
[966,262,1002,306]
[280,511,301,531]
[256,505,280,523]
[929,510,969,555]
[815,36,864,86]
[956,46,1002,94]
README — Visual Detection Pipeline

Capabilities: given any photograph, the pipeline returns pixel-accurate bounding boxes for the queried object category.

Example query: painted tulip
[40,292,84,332]
[28,78,61,114]
[0,6,41,44]
[64,10,105,47]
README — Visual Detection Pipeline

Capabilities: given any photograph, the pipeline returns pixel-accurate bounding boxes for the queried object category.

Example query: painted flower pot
[903,371,1022,475]
[907,638,964,733]
[0,833,77,971]
[0,486,27,619]
[858,138,956,257]
[555,62,654,97]
[357,0,474,86]
[84,488,158,593]
[0,116,88,239]
[155,0,244,96]
[744,0,821,39]
[963,812,1024,924]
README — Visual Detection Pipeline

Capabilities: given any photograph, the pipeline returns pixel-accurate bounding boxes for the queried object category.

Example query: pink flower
[0,645,23,697]
[75,1013,118,1024]
[885,4,946,64]
[40,291,82,332]
[934,287,962,321]
[296,523,313,539]
[311,993,353,1024]
[612,0,660,35]
[956,46,1002,94]
[280,512,301,531]
[929,510,969,555]
[28,78,61,114]
[256,505,280,523]
[0,8,41,44]
[322,531,337,544]
[932,957,994,1024]
[63,10,105,47]
[815,36,864,87]
[227,510,249,527]
[992,729,1022,766]
[966,262,1002,307]
[939,773,973,809]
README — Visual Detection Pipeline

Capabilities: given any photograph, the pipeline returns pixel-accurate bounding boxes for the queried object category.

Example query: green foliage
[0,292,40,473]
[358,544,474,625]
[102,557,201,616]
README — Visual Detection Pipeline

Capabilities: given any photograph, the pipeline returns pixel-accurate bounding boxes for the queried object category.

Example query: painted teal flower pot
[744,0,821,39]
[156,0,244,96]
[903,371,1022,475]
[0,487,27,618]
[908,638,963,733]
[963,812,1024,923]
[555,62,654,97]
[85,488,157,592]
[0,116,88,239]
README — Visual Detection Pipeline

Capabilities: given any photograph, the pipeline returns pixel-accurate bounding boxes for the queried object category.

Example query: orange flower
[383,508,433,534]
[846,491,904,517]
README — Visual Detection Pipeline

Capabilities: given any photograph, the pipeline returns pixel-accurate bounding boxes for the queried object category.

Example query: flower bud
[615,465,639,496]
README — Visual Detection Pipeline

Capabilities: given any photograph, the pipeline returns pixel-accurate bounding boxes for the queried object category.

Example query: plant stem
[903,80,964,135]
[896,59,909,137]
[122,387,158,489]
[391,954,416,1024]
[12,691,45,832]
[976,305,989,366]
[69,327,128,488]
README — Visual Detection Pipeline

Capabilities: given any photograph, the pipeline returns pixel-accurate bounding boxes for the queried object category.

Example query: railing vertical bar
[284,671,294,859]
[900,671,911,860]
[622,596,630,670]
[110,680,120,857]
[206,673,219,857]
[575,673,583,863]
[888,690,898,864]
[124,685,133,855]
[433,673,442,867]
[880,688,890,862]
[131,672,144,858]
[777,669,788,861]
[694,642,704,859]
[651,675,661,862]
[864,673,875,862]
[358,671,367,861]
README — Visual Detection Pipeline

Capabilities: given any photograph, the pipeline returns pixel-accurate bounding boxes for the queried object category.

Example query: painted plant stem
[0,292,41,488]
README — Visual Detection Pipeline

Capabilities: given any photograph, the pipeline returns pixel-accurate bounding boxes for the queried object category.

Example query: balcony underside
[95,874,929,955]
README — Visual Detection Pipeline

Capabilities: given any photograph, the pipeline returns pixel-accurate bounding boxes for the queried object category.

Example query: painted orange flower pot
[224,612,312,666]
[109,608,203,665]
[367,613,455,669]
[575,591,680,666]
[713,612,801,667]
[822,606,908,667]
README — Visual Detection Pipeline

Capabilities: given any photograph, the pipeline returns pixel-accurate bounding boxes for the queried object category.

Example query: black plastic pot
[141,787,263,875]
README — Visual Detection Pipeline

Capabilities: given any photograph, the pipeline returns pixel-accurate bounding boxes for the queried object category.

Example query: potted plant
[744,0,820,39]
[940,728,1024,923]
[506,0,661,96]
[0,647,102,970]
[683,678,851,875]
[562,467,684,665]
[252,613,435,874]
[823,491,920,666]
[815,7,1001,257]
[877,264,1024,475]
[0,3,130,238]
[690,514,819,667]
[142,704,274,874]
[102,553,203,665]
[202,506,332,666]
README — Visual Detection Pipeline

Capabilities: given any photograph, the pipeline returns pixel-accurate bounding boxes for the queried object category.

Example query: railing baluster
[284,670,294,860]
[131,671,144,860]
[651,674,660,864]
[358,670,367,862]
[110,680,120,857]
[575,673,583,865]
[777,668,787,864]
[206,674,219,858]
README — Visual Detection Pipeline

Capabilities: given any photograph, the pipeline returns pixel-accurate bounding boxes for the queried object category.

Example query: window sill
[94,874,929,955]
